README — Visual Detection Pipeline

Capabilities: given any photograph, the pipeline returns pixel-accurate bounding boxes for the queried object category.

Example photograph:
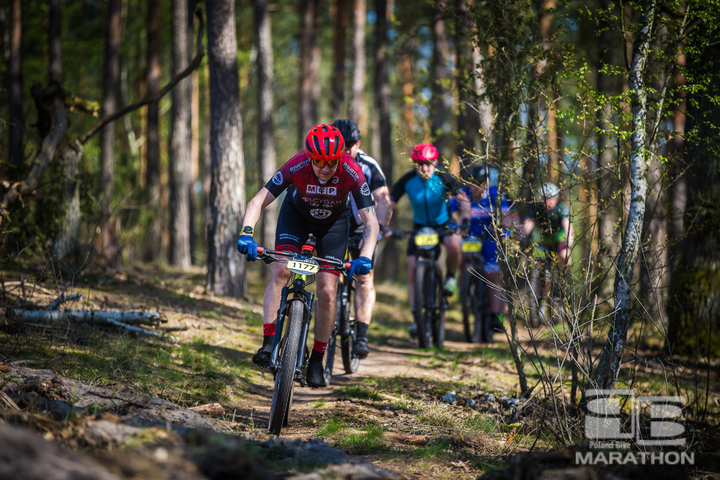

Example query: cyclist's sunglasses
[413,159,436,165]
[311,158,340,169]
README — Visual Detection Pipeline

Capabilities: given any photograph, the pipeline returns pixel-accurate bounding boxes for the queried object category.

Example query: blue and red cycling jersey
[265,152,373,225]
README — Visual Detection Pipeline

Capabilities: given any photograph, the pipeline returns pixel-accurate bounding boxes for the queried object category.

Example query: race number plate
[287,258,320,275]
[415,233,439,247]
[461,240,483,253]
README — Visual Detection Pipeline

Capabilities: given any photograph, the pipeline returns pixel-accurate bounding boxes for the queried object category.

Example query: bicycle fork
[269,284,315,385]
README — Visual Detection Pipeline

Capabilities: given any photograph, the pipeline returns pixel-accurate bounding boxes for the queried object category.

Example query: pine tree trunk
[144,0,162,263]
[592,0,656,390]
[98,0,122,268]
[331,0,348,120]
[206,0,246,297]
[454,0,478,170]
[430,0,448,154]
[48,0,62,85]
[255,0,278,270]
[668,40,720,357]
[299,0,319,143]
[349,0,367,131]
[8,0,23,168]
[169,0,193,268]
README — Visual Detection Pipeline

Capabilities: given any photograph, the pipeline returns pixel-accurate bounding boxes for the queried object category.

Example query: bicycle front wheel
[268,299,303,435]
[414,261,432,349]
[431,263,445,349]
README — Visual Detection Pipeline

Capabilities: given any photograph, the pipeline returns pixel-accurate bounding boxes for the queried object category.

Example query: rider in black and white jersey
[332,119,392,358]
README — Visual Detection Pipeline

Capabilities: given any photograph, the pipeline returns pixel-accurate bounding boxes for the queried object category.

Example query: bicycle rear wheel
[339,280,359,373]
[268,299,303,435]
[431,263,445,349]
[414,261,432,349]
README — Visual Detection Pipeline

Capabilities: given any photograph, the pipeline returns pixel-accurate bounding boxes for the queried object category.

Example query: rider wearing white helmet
[523,182,574,265]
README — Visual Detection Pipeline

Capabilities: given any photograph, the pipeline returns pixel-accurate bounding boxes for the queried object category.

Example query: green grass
[410,439,451,458]
[337,385,382,401]
[333,425,387,453]
[464,413,500,434]
[316,417,348,436]
[415,404,464,430]
[311,399,327,408]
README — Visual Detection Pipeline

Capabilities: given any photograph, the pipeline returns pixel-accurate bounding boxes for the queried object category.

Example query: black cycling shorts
[275,200,350,272]
[406,221,453,257]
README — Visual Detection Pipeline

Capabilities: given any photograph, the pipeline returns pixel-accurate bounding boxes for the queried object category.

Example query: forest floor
[1,263,720,479]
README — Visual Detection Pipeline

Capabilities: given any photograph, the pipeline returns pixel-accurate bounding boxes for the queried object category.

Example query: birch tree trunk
[8,0,23,168]
[592,0,656,390]
[349,0,367,132]
[255,0,278,270]
[206,0,246,297]
[170,0,193,268]
[144,0,162,262]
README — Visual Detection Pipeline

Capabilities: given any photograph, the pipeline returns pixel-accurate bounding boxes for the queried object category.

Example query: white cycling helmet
[535,182,560,199]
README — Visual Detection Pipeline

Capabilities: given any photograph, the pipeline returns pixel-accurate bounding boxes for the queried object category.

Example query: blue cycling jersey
[454,186,513,269]
[390,169,461,227]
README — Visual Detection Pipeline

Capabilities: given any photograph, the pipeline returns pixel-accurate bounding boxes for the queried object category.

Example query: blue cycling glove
[447,221,459,233]
[237,234,258,261]
[348,256,372,280]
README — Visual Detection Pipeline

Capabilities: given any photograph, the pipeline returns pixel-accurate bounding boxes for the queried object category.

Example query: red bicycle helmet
[411,143,439,163]
[305,124,345,162]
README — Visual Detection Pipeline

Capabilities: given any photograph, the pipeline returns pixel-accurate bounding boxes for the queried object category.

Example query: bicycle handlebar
[256,247,351,271]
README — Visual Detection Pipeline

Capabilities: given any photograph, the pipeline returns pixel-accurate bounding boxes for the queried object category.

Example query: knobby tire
[431,263,445,349]
[414,261,432,349]
[268,299,303,435]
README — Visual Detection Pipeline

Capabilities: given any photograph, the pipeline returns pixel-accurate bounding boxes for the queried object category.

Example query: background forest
[1,0,720,425]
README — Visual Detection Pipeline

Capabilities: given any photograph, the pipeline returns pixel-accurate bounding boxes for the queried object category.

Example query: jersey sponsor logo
[331,176,339,184]
[289,159,310,173]
[360,183,371,196]
[272,172,283,186]
[343,162,359,181]
[306,185,337,196]
[310,208,333,220]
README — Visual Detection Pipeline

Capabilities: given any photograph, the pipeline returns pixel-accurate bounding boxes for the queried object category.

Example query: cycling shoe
[306,357,325,388]
[409,322,418,339]
[252,341,272,367]
[353,337,370,358]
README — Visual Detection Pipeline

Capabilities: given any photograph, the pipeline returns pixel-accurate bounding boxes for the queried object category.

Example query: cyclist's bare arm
[358,205,380,258]
[455,191,471,225]
[241,187,277,231]
[372,186,393,227]
[523,218,535,238]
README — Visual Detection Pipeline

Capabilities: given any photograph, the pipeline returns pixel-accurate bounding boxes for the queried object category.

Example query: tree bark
[331,0,349,120]
[189,0,199,265]
[255,0,278,266]
[349,0,367,132]
[97,0,123,268]
[206,0,246,297]
[144,0,162,263]
[430,0,448,154]
[668,40,720,357]
[299,0,319,143]
[8,0,23,168]
[48,0,62,85]
[592,0,656,390]
[169,0,193,268]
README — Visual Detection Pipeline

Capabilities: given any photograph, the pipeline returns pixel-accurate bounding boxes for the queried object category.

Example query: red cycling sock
[313,340,328,354]
[263,323,276,336]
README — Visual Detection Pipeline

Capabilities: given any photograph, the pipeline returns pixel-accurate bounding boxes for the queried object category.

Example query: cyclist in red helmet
[389,143,469,337]
[238,124,380,387]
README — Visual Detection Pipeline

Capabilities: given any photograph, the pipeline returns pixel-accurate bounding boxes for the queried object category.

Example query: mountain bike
[459,236,494,344]
[255,245,349,435]
[391,227,447,349]
[323,231,363,386]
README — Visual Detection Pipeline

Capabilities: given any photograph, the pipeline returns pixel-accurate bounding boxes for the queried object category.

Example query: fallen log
[13,310,161,325]
[48,292,82,310]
